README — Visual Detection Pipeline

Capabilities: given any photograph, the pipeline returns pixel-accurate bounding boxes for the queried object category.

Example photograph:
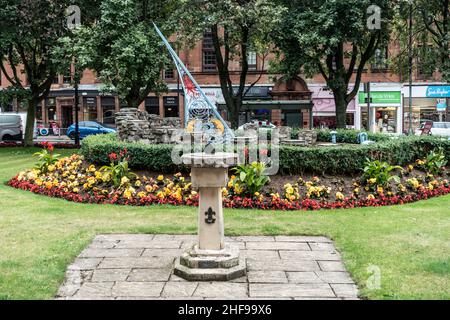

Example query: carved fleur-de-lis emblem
[205,207,216,224]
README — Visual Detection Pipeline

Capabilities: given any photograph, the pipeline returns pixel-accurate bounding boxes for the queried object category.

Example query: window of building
[247,51,257,71]
[371,47,389,70]
[202,29,217,72]
[164,68,175,80]
[63,67,72,84]
[145,97,160,115]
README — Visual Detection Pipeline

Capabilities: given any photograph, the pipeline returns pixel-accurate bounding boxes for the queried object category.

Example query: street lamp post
[73,64,80,148]
[408,0,414,135]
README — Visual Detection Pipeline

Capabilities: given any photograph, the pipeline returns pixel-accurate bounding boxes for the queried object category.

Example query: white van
[0,114,22,141]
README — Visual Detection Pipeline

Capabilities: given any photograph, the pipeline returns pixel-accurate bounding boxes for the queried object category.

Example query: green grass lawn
[0,147,449,300]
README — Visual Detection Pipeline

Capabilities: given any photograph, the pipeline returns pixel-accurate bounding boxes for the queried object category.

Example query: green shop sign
[358,91,401,104]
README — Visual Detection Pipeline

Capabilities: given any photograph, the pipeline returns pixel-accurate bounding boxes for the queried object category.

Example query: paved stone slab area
[56,235,359,300]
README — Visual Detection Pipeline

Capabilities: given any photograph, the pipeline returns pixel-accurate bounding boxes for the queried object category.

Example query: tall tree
[272,0,394,128]
[73,0,178,109]
[415,0,449,81]
[174,0,285,128]
[0,0,71,146]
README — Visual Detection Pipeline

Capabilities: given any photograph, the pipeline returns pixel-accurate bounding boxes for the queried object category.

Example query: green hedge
[81,133,449,175]
[292,128,391,143]
[279,136,449,175]
[81,134,186,173]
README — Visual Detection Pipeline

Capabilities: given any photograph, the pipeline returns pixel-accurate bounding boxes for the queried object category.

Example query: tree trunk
[24,98,37,147]
[333,90,348,129]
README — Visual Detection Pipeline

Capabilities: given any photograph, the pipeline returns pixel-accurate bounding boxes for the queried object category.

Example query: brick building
[1,35,448,134]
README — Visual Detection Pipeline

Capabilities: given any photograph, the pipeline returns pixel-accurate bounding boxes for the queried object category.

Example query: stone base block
[174,257,247,282]
[180,244,240,269]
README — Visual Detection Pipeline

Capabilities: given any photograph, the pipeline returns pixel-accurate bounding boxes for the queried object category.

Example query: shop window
[374,107,397,133]
[145,97,160,115]
[83,97,98,121]
[202,29,217,72]
[346,113,355,126]
[101,97,116,125]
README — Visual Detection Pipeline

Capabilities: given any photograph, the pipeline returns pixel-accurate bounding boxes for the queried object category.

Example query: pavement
[56,235,359,300]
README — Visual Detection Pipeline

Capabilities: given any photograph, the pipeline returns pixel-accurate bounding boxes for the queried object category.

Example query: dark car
[66,121,116,140]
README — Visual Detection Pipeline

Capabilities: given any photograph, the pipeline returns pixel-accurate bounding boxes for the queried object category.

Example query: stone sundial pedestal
[174,153,247,281]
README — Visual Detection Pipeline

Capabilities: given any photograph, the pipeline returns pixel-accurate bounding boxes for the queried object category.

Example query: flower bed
[8,151,450,211]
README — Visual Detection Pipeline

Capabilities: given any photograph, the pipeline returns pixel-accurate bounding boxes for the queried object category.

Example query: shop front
[310,85,356,129]
[357,90,402,134]
[403,85,450,133]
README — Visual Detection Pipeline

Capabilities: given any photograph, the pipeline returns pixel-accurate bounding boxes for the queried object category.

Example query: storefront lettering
[426,86,450,98]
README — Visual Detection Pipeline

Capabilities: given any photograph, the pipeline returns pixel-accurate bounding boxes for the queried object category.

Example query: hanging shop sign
[436,100,447,112]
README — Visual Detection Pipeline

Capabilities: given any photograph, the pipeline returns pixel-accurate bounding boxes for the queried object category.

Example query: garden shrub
[293,128,391,143]
[81,133,449,175]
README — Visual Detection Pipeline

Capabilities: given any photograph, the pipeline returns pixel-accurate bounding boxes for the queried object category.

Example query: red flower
[108,152,118,162]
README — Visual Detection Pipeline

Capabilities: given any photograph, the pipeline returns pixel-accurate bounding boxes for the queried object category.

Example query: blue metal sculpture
[153,24,234,143]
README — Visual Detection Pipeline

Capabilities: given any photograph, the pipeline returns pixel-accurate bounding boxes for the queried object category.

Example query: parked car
[0,114,22,141]
[415,122,450,137]
[66,121,116,140]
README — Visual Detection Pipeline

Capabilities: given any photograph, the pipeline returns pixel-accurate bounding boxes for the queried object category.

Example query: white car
[415,122,450,137]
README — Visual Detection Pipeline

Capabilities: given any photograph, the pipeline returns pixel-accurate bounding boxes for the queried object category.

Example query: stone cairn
[115,108,181,144]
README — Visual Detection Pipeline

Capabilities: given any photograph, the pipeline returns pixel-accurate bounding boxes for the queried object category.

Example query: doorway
[61,106,74,129]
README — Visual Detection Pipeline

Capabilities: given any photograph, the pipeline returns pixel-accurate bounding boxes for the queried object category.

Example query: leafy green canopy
[272,0,394,128]
[72,0,177,108]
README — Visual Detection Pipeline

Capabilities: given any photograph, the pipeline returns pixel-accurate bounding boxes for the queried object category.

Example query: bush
[81,134,450,175]
[279,136,449,175]
[292,128,391,143]
[81,134,185,173]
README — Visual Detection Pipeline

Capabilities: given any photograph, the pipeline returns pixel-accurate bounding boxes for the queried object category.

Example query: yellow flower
[156,191,165,199]
[145,185,153,192]
[35,178,43,186]
[83,183,89,189]
[69,175,76,181]
[353,188,360,194]
[191,190,198,196]
[123,187,136,199]
[88,165,96,172]
[48,165,55,172]
[135,180,142,187]
[377,186,384,194]
[254,192,260,197]
[335,192,345,201]
[157,175,164,181]
[95,172,102,180]
[222,188,228,197]
[368,178,377,185]
[367,194,375,200]
[137,191,147,198]
[73,187,79,193]
[121,176,130,186]
[408,165,414,172]
[234,184,244,195]
[45,181,53,189]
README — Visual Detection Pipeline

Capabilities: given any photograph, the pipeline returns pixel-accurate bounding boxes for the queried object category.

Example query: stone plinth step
[174,258,247,282]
